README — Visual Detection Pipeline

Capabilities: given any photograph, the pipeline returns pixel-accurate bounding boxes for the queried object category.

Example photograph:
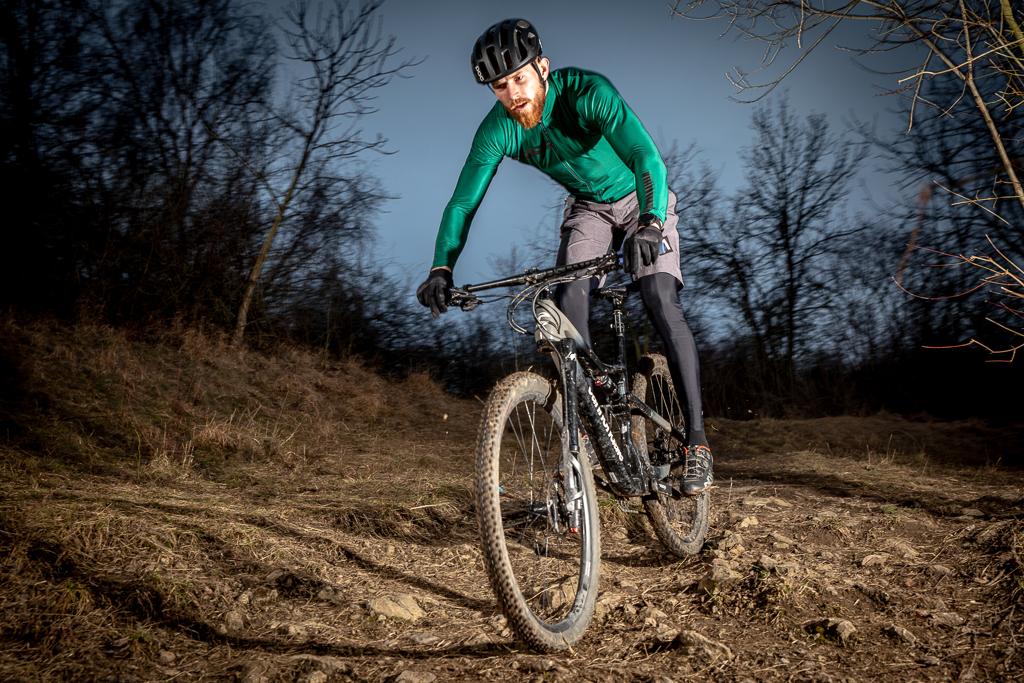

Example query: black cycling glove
[623,215,664,276]
[416,268,453,318]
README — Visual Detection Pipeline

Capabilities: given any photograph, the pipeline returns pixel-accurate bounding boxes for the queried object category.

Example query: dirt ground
[1,321,1022,681]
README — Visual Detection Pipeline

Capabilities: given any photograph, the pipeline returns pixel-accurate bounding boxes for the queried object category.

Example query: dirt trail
[1,322,1021,681]
[3,439,1022,681]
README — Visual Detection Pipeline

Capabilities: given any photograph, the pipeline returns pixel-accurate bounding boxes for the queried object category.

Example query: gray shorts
[555,190,683,286]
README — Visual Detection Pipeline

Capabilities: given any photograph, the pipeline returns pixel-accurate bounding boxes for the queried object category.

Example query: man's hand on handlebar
[419,252,620,317]
[416,267,453,318]
[623,214,663,276]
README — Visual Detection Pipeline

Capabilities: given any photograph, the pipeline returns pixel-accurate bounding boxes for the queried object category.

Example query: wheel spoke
[632,356,709,558]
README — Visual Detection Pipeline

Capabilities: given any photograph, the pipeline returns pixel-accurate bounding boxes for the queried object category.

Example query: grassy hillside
[1,319,475,481]
[1,318,1021,680]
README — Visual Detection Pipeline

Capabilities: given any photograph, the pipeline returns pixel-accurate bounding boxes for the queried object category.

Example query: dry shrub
[331,357,391,424]
[177,325,232,360]
[191,408,298,465]
[973,520,1024,605]
[142,437,195,480]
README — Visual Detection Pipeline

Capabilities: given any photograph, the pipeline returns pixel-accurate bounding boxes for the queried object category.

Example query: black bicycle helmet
[471,18,543,85]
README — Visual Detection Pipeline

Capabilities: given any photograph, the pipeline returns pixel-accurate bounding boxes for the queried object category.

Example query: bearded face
[505,88,546,128]
[492,58,550,130]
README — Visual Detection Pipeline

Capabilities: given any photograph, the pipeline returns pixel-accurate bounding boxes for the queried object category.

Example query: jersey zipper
[542,126,593,193]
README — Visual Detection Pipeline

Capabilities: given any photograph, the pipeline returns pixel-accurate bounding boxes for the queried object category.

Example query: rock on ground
[930,611,965,628]
[393,671,437,683]
[804,618,857,645]
[861,554,889,568]
[368,593,426,622]
[885,624,918,644]
[223,610,245,633]
[699,558,743,592]
[672,630,734,661]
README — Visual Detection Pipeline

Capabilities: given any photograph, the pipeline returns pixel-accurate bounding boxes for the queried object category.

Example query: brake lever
[449,288,482,311]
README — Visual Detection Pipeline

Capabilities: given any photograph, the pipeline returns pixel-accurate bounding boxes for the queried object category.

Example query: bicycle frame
[451,253,688,501]
[465,256,711,652]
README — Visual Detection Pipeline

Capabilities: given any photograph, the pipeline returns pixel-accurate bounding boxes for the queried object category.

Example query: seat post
[600,289,629,393]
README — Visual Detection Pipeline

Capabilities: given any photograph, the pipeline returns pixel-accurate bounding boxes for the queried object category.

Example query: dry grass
[1,317,1023,680]
[709,413,1024,470]
[1,318,474,479]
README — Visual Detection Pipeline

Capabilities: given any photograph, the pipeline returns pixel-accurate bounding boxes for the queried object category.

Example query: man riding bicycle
[415,19,713,495]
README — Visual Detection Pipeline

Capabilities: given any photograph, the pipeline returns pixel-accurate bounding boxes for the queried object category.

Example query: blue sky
[266,0,912,288]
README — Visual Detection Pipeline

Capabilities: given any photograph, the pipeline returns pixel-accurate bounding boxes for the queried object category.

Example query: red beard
[507,89,546,129]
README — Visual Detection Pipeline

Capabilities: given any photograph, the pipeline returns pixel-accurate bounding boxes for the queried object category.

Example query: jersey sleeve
[576,74,668,222]
[431,115,506,270]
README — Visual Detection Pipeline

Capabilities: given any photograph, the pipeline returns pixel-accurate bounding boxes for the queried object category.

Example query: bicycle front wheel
[475,371,600,652]
[631,354,710,557]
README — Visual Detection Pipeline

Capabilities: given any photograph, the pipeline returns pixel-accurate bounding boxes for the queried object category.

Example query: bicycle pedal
[569,527,579,534]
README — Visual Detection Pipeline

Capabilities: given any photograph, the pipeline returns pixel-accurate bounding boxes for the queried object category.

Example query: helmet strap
[531,59,547,86]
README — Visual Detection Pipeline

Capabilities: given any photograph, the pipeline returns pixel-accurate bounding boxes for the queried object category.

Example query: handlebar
[449,252,621,311]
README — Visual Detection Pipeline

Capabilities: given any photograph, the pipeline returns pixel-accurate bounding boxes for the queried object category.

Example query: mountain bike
[449,251,711,652]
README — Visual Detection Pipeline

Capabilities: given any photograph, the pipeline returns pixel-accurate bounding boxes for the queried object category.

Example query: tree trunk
[232,179,299,346]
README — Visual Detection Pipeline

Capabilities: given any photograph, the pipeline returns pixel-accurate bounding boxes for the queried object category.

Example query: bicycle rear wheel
[475,371,600,652]
[631,354,710,557]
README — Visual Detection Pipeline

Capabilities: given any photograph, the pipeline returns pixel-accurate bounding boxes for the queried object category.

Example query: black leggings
[556,272,706,444]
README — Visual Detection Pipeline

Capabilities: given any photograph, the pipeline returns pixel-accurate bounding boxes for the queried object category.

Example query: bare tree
[672,0,1024,359]
[868,71,1023,359]
[0,0,104,311]
[672,0,1021,203]
[686,97,868,406]
[0,0,423,367]
[232,0,415,345]
[82,0,275,322]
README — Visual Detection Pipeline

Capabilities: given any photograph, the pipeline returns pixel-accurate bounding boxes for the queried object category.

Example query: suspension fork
[557,340,584,528]
[560,339,581,458]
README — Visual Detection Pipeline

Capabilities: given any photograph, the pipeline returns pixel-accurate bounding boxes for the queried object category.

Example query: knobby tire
[475,371,601,652]
[631,354,710,557]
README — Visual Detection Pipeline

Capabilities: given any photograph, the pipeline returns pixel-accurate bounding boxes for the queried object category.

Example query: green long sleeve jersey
[431,67,668,270]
